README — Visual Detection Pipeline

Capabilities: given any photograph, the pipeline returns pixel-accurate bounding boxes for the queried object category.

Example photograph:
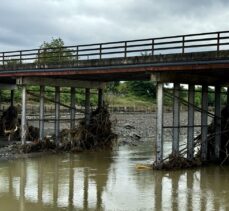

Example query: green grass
[105,94,155,107]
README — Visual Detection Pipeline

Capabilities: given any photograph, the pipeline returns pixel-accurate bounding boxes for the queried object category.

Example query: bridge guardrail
[1,30,229,70]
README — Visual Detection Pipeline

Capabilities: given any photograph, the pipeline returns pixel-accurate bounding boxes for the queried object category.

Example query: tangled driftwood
[18,105,117,153]
[0,106,19,141]
[60,105,117,151]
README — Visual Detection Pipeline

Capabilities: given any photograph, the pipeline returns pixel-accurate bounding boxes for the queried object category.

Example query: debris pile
[204,106,229,164]
[61,105,117,151]
[0,106,19,141]
[13,105,117,153]
[20,138,56,153]
[153,105,229,170]
[153,155,202,170]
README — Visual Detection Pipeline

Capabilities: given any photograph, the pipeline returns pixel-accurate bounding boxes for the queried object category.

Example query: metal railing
[1,30,229,70]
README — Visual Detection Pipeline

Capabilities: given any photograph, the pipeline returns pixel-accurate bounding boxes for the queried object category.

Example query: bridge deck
[0,30,229,84]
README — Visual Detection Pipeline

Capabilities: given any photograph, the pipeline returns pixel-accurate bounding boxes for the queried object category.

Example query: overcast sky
[0,0,229,51]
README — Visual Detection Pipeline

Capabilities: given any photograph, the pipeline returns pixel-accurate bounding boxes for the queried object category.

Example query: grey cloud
[0,0,229,51]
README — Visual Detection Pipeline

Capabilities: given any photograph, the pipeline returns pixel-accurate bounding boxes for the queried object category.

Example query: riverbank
[0,112,156,159]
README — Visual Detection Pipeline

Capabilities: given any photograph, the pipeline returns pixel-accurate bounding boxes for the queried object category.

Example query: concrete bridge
[1,30,229,166]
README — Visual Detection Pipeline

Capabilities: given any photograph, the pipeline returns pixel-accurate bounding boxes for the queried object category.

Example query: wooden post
[85,88,90,126]
[215,86,221,160]
[187,84,195,160]
[70,87,76,130]
[21,85,27,145]
[156,83,164,164]
[39,86,45,141]
[98,88,103,109]
[201,85,208,161]
[55,87,60,143]
[173,83,180,156]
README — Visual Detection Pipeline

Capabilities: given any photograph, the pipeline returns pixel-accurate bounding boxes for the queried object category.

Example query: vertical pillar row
[55,86,60,143]
[173,83,180,156]
[21,85,27,145]
[214,86,221,160]
[85,88,90,126]
[156,83,164,165]
[39,86,45,141]
[187,84,195,160]
[201,85,208,161]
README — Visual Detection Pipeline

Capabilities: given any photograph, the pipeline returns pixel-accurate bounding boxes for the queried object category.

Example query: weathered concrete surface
[1,50,229,83]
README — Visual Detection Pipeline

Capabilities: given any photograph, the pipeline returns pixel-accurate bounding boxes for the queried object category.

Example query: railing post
[2,52,5,68]
[20,51,22,65]
[58,47,61,65]
[217,32,220,52]
[124,42,127,58]
[99,44,102,59]
[182,36,185,54]
[44,49,46,67]
[76,46,79,67]
[152,39,154,55]
[37,49,40,68]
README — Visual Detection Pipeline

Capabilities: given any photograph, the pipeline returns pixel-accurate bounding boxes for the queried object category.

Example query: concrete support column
[21,85,27,145]
[187,84,195,160]
[55,87,60,143]
[39,86,45,141]
[215,86,221,160]
[70,87,76,130]
[98,88,104,109]
[85,88,90,126]
[201,85,208,161]
[10,90,14,107]
[173,83,180,156]
[156,83,164,164]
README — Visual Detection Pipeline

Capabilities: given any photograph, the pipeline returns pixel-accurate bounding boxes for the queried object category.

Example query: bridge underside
[0,50,229,84]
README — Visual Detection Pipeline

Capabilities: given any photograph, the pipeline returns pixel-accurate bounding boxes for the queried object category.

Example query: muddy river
[0,113,228,210]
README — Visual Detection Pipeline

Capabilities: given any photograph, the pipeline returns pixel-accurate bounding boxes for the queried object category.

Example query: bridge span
[1,30,229,167]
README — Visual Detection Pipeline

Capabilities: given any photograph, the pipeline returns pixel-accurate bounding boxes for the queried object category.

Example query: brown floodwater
[0,140,229,211]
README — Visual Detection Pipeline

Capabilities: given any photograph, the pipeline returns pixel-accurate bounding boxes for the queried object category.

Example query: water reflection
[0,144,229,210]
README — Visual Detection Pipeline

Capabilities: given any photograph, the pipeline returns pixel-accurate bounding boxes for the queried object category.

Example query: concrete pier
[214,86,221,160]
[172,83,180,156]
[156,83,164,165]
[201,85,208,161]
[187,84,195,160]
[55,86,60,143]
[21,85,27,145]
[85,88,90,126]
[70,87,76,130]
[39,86,45,141]
[98,88,104,109]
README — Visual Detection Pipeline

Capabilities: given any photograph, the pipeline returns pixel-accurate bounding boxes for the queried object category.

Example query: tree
[125,81,156,99]
[37,38,74,66]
